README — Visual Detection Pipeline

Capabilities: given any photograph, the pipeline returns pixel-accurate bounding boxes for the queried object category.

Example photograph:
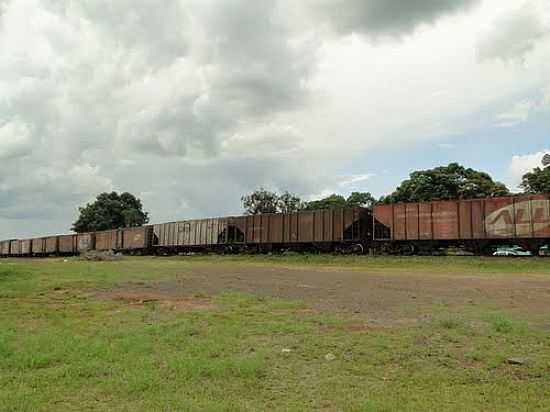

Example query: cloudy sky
[1,0,549,238]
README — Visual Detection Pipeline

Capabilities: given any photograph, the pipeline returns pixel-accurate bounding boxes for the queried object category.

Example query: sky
[0,0,549,238]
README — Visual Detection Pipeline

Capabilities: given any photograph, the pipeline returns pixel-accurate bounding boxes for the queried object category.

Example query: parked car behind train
[492,246,532,257]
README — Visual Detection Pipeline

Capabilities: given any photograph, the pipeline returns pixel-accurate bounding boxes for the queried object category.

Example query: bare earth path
[102,263,550,322]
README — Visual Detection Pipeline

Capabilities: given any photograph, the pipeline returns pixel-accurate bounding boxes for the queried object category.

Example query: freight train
[1,194,549,257]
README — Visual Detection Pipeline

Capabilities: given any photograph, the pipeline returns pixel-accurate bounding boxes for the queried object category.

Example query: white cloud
[477,0,549,61]
[0,119,33,159]
[339,174,374,187]
[509,150,550,189]
[220,122,305,159]
[438,143,455,149]
[1,0,550,237]
[495,100,533,127]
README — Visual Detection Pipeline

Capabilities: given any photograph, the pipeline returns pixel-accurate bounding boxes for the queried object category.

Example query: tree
[381,163,509,203]
[521,167,550,193]
[242,189,374,214]
[278,191,304,213]
[241,188,279,215]
[305,194,347,210]
[346,192,376,208]
[72,192,149,233]
[305,192,375,210]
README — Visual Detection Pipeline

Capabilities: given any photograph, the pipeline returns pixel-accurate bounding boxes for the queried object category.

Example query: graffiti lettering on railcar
[485,200,550,237]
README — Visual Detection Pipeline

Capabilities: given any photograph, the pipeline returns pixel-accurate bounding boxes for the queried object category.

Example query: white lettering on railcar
[485,200,550,237]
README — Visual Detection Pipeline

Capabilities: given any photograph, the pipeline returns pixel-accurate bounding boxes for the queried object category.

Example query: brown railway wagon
[45,236,59,254]
[32,238,45,255]
[0,240,11,256]
[59,235,77,254]
[10,240,21,256]
[77,233,95,253]
[21,239,32,255]
[122,226,152,250]
[373,195,550,241]
[153,219,225,247]
[248,208,365,244]
[153,208,369,248]
[95,230,122,251]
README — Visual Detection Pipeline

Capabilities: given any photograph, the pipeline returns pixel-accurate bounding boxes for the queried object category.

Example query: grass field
[1,256,549,411]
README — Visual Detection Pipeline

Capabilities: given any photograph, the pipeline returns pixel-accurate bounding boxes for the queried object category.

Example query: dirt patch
[99,290,215,312]
[95,265,550,322]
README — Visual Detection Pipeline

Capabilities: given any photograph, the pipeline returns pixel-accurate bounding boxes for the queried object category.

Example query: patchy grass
[0,258,549,411]
[163,254,550,275]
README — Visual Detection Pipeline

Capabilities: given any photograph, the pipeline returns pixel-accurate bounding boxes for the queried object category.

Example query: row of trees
[72,161,550,231]
[241,162,550,214]
[240,190,375,215]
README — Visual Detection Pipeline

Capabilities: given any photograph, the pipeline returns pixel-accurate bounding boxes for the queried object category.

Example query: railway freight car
[21,239,32,256]
[94,227,153,252]
[45,236,59,255]
[93,227,152,252]
[77,233,95,254]
[58,234,77,255]
[373,194,550,254]
[0,240,12,256]
[95,230,122,251]
[10,240,22,256]
[153,208,370,253]
[31,238,45,256]
[122,226,153,252]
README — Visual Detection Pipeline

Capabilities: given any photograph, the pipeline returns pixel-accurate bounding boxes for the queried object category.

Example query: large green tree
[72,192,149,233]
[345,192,376,208]
[242,189,374,214]
[521,167,550,193]
[277,191,304,213]
[381,163,509,203]
[241,188,280,215]
[305,192,375,210]
[305,194,347,210]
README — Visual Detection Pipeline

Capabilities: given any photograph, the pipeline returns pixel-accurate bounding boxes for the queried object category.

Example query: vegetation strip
[1,257,550,411]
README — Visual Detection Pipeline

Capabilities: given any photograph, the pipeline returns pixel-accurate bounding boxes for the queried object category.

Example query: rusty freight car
[31,238,45,256]
[373,195,550,254]
[153,208,370,252]
[44,236,59,255]
[9,240,21,256]
[21,239,32,256]
[95,230,122,251]
[77,233,95,253]
[121,226,153,251]
[58,234,77,255]
[0,240,12,257]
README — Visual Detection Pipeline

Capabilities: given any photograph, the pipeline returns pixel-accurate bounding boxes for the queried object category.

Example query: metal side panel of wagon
[95,230,122,251]
[9,240,21,256]
[122,226,153,250]
[31,238,46,256]
[0,240,12,257]
[44,236,59,255]
[77,233,95,254]
[58,235,77,255]
[21,239,32,256]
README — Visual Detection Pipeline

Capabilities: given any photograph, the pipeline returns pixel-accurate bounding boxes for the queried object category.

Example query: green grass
[182,254,550,274]
[0,257,549,411]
